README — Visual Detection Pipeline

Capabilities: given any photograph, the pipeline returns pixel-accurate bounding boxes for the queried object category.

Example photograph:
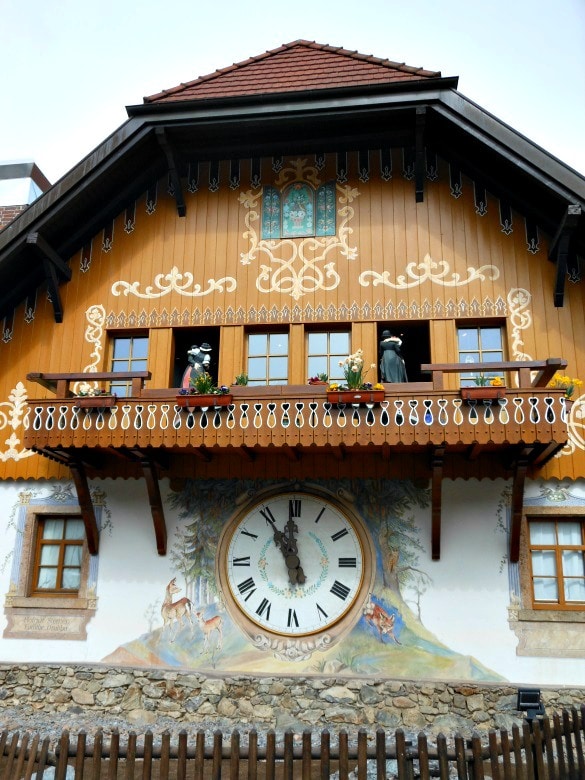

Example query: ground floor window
[31,516,85,597]
[528,517,585,609]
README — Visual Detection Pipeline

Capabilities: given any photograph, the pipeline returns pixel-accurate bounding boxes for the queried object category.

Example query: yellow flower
[547,372,583,398]
[490,376,504,387]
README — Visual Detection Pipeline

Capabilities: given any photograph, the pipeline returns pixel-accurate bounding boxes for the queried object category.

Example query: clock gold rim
[216,486,375,643]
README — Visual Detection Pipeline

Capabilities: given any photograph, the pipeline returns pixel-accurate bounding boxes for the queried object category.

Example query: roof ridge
[144,40,440,103]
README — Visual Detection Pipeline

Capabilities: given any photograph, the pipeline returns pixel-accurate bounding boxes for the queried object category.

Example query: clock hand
[264,513,306,586]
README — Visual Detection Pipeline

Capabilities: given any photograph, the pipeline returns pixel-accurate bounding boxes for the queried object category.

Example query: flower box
[74,395,117,410]
[176,394,233,409]
[327,390,385,405]
[460,386,506,403]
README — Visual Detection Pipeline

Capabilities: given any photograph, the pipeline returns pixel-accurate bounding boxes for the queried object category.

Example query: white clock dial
[223,492,365,636]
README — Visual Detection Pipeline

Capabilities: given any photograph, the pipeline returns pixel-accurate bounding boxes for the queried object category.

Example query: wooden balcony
[24,359,570,561]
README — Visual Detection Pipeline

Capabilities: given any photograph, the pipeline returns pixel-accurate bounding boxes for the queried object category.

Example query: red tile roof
[145,40,441,104]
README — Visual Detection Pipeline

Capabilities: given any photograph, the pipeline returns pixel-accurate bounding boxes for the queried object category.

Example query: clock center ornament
[216,487,375,662]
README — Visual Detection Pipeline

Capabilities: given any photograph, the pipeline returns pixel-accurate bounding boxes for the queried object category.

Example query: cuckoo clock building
[0,42,584,723]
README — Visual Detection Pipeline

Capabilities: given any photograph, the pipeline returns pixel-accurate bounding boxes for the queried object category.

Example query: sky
[2,0,585,185]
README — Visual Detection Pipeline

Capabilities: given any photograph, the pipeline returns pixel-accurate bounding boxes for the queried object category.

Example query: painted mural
[103,479,503,681]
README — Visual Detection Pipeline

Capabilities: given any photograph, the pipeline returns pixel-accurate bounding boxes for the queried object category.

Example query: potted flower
[176,372,233,409]
[326,350,385,405]
[74,387,117,410]
[460,374,506,402]
[547,372,582,412]
[308,373,329,385]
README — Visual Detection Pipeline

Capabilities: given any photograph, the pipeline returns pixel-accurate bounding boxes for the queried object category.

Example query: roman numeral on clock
[289,499,302,518]
[316,603,328,620]
[331,528,349,542]
[237,577,257,601]
[287,608,299,628]
[256,598,271,620]
[330,580,351,600]
[338,557,357,568]
[259,507,276,524]
[232,556,250,566]
[314,507,326,524]
[240,529,258,540]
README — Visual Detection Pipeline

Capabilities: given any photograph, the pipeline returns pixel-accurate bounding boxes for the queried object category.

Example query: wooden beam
[415,106,426,203]
[193,446,212,462]
[155,128,186,217]
[69,461,99,555]
[466,443,482,461]
[431,447,444,561]
[140,457,167,556]
[549,205,581,308]
[282,444,300,462]
[509,456,529,563]
[26,232,72,280]
[531,358,567,388]
[42,258,64,323]
[238,445,256,462]
[531,441,565,467]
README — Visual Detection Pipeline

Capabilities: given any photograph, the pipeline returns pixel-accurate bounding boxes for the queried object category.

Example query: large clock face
[219,491,370,638]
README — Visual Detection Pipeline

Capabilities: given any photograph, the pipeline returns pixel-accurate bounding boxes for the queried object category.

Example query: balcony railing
[25,360,569,458]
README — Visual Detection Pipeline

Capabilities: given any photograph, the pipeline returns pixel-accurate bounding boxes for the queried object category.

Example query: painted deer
[194,611,223,652]
[161,578,193,642]
[364,599,401,644]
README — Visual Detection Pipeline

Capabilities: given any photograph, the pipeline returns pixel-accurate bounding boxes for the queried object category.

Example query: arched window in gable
[261,181,336,239]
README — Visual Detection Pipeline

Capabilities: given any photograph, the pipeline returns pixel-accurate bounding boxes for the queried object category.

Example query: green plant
[309,372,328,383]
[185,373,230,395]
[234,372,249,386]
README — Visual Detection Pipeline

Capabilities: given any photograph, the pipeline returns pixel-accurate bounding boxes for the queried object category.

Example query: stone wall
[0,664,584,736]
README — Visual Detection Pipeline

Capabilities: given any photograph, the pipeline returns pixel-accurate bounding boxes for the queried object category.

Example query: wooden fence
[1,706,584,779]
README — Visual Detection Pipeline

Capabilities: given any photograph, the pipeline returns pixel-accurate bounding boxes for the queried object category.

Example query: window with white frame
[247,332,289,385]
[457,324,505,387]
[307,331,350,382]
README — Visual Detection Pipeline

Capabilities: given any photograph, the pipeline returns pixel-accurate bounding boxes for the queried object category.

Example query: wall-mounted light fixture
[517,688,545,721]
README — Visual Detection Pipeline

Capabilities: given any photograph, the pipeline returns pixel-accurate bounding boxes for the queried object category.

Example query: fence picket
[396,729,407,779]
[572,706,584,778]
[247,729,257,780]
[357,729,367,780]
[55,729,70,780]
[124,731,136,780]
[22,733,40,780]
[437,733,450,780]
[553,711,567,778]
[108,728,119,780]
[143,730,154,780]
[470,734,485,780]
[302,729,312,780]
[487,730,501,780]
[417,732,430,780]
[319,728,329,780]
[1,731,19,780]
[35,735,51,780]
[75,731,87,780]
[520,723,534,779]
[530,720,546,780]
[283,730,294,780]
[498,729,512,780]
[338,730,348,780]
[510,725,523,780]
[212,730,222,780]
[176,730,187,780]
[160,730,171,780]
[194,730,205,780]
[562,709,575,778]
[453,733,469,780]
[375,729,385,780]
[266,730,276,780]
[230,729,240,780]
[13,732,29,780]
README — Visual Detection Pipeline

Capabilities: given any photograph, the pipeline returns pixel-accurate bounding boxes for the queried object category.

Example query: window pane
[481,328,502,350]
[328,357,346,382]
[42,519,64,540]
[458,329,479,350]
[65,520,85,540]
[558,522,582,546]
[247,357,266,381]
[64,546,83,566]
[308,357,327,377]
[113,339,130,359]
[531,550,556,576]
[533,577,558,601]
[268,356,288,380]
[530,521,556,545]
[110,381,129,398]
[131,359,148,372]
[459,352,480,365]
[40,546,60,566]
[248,334,267,357]
[565,579,585,602]
[562,550,585,577]
[330,332,350,354]
[62,568,81,589]
[308,332,327,353]
[269,334,288,355]
[37,568,57,589]
[132,338,149,359]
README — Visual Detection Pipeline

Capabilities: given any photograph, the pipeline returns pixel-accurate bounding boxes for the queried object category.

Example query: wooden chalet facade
[0,41,584,690]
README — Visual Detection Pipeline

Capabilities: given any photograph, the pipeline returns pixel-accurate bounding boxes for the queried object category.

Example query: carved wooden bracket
[26,232,72,323]
[140,456,167,556]
[431,446,445,560]
[509,454,530,563]
[550,204,581,307]
[415,106,426,203]
[69,460,99,555]
[155,127,186,217]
